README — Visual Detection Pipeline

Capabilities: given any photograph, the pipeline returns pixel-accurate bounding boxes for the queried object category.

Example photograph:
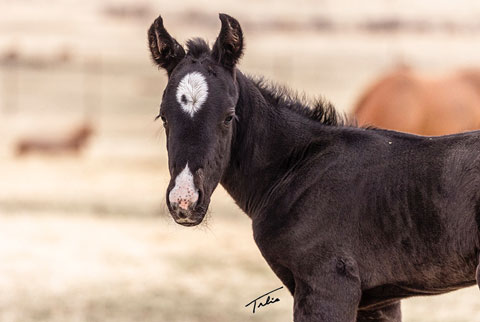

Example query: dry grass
[0,208,479,322]
[0,210,293,322]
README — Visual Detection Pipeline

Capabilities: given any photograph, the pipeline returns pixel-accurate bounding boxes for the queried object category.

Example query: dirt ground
[0,207,479,322]
[1,0,480,321]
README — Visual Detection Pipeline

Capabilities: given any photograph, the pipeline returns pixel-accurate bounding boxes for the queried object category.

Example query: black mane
[184,37,350,127]
[251,77,351,127]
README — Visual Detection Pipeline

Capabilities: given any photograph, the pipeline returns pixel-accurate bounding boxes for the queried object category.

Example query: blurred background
[1,0,480,321]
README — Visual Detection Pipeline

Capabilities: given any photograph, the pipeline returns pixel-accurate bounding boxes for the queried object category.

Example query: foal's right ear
[148,15,185,76]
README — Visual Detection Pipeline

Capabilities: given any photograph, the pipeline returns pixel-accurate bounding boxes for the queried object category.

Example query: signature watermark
[245,286,283,313]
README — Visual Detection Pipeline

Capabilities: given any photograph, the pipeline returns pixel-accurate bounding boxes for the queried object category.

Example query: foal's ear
[148,15,185,75]
[212,13,244,71]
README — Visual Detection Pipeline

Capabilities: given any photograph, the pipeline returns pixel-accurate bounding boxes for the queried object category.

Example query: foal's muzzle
[168,201,205,226]
[167,164,206,226]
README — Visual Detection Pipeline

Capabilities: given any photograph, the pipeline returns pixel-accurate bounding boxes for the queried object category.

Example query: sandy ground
[0,210,293,322]
[0,209,479,322]
[1,0,480,321]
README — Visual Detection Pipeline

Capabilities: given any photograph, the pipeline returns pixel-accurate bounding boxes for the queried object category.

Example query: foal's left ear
[212,13,244,71]
[148,15,185,76]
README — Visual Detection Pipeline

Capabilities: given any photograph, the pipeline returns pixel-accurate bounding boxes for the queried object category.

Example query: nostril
[170,201,179,211]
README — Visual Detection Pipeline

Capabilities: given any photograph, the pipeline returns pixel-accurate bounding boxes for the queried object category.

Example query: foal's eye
[155,113,167,124]
[157,115,167,127]
[224,115,234,125]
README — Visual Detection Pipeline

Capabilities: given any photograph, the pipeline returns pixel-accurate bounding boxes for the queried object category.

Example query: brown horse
[353,67,480,135]
[15,123,94,156]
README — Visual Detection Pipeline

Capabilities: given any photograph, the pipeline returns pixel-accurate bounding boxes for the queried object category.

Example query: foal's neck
[220,72,323,217]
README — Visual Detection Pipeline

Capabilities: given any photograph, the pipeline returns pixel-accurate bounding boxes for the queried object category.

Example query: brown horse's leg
[357,302,402,322]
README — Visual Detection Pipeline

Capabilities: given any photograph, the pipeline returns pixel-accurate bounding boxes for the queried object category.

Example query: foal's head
[148,14,244,226]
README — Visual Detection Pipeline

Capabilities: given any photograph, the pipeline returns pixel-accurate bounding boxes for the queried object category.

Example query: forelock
[185,38,211,58]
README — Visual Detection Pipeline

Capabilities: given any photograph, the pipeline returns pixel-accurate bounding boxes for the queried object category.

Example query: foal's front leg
[357,302,402,322]
[293,257,362,322]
